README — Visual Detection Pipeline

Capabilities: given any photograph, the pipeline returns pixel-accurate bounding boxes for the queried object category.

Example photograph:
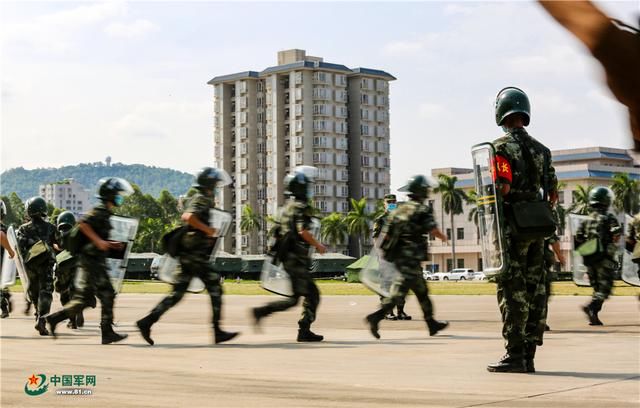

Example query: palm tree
[569,184,593,215]
[344,198,372,257]
[611,172,640,215]
[437,174,467,270]
[466,190,480,244]
[320,212,348,252]
[240,205,262,252]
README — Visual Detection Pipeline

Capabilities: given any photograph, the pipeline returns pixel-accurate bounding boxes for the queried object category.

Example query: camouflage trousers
[497,237,547,353]
[25,263,54,318]
[254,258,320,330]
[586,259,615,311]
[64,255,115,325]
[376,267,433,321]
[55,264,76,307]
[1,288,11,313]
[145,254,224,327]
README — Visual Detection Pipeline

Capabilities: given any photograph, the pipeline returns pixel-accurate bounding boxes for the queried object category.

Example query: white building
[39,179,91,217]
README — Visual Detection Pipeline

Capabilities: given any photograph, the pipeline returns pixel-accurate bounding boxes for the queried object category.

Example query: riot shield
[307,218,321,257]
[568,214,591,287]
[7,226,30,300]
[260,256,293,297]
[359,245,400,298]
[209,208,232,261]
[156,254,205,293]
[106,216,139,293]
[471,143,505,277]
[1,251,16,289]
[621,215,640,287]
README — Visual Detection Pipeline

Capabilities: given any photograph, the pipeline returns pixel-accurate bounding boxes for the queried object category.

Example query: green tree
[157,189,180,224]
[569,184,593,215]
[466,190,480,244]
[610,173,640,215]
[116,185,164,252]
[437,174,467,270]
[320,212,348,252]
[344,198,372,258]
[240,205,262,251]
[4,192,25,226]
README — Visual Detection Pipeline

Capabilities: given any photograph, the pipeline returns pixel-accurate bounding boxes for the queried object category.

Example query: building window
[457,228,464,240]
[446,259,453,271]
[478,258,483,271]
[360,125,370,136]
[446,228,452,240]
[457,259,465,269]
[558,191,565,205]
[361,94,370,105]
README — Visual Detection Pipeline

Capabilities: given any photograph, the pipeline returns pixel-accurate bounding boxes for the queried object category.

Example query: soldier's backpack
[162,225,187,257]
[380,205,413,263]
[65,224,88,256]
[267,218,297,265]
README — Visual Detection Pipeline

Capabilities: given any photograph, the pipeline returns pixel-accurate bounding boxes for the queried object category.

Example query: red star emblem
[28,374,39,385]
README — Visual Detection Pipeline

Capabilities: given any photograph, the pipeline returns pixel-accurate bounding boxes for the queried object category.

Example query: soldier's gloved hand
[108,241,125,251]
[95,239,111,252]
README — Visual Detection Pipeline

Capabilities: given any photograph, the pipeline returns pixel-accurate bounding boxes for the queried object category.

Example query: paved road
[1,293,639,407]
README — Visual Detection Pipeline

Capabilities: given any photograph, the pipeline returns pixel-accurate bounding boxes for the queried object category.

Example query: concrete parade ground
[1,293,639,407]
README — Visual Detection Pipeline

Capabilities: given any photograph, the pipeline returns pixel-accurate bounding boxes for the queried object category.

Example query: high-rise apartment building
[39,178,91,217]
[208,49,395,255]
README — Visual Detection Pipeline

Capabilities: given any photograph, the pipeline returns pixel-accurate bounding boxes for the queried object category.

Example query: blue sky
[1,1,638,191]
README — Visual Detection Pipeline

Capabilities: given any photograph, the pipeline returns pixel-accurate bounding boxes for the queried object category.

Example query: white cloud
[1,2,127,53]
[105,19,158,38]
[504,45,589,76]
[443,4,477,16]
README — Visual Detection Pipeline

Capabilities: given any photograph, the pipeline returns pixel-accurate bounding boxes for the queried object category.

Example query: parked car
[430,268,474,281]
[472,272,487,281]
[423,270,436,280]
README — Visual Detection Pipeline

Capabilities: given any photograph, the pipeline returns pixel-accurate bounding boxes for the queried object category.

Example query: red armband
[494,155,512,183]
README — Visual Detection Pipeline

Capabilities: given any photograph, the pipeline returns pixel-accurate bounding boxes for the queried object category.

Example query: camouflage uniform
[253,200,320,331]
[62,204,118,326]
[372,211,406,313]
[627,214,640,279]
[1,223,11,317]
[493,127,557,356]
[541,208,561,329]
[17,218,58,318]
[370,201,437,322]
[576,211,621,313]
[143,193,225,328]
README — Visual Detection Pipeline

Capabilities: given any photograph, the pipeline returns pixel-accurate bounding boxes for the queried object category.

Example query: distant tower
[105,156,112,167]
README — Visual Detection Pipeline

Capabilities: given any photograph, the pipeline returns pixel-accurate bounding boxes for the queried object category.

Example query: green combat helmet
[495,87,531,126]
[56,211,76,233]
[97,177,135,206]
[193,167,232,191]
[285,172,312,201]
[589,186,612,210]
[26,197,48,219]
[398,175,437,200]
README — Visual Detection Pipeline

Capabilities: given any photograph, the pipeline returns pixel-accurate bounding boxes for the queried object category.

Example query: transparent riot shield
[359,245,400,298]
[156,254,205,293]
[471,143,505,277]
[106,216,139,293]
[209,208,232,261]
[7,226,30,300]
[568,214,591,287]
[1,251,16,289]
[307,218,321,257]
[260,256,293,297]
[621,215,640,287]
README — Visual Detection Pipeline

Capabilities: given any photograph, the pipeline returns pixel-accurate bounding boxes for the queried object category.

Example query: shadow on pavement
[534,372,640,380]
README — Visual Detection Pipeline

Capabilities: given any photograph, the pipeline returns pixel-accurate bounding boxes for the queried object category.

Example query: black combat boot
[365,311,385,339]
[582,303,603,326]
[426,319,449,336]
[46,310,68,338]
[136,315,156,346]
[524,344,537,373]
[35,317,49,336]
[396,305,412,320]
[487,352,527,373]
[213,324,239,344]
[76,311,85,328]
[544,324,551,331]
[24,301,32,316]
[297,327,324,342]
[384,311,397,320]
[251,307,267,332]
[1,301,9,319]
[101,322,128,345]
[67,317,78,330]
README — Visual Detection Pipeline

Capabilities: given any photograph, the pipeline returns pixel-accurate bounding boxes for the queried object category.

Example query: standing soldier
[53,211,83,329]
[136,168,239,345]
[486,87,558,373]
[46,178,133,344]
[365,175,449,339]
[252,169,328,342]
[1,200,16,318]
[17,197,58,335]
[626,212,640,280]
[372,194,410,321]
[575,187,621,326]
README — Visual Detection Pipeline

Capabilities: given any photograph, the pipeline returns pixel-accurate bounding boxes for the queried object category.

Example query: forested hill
[1,162,194,199]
